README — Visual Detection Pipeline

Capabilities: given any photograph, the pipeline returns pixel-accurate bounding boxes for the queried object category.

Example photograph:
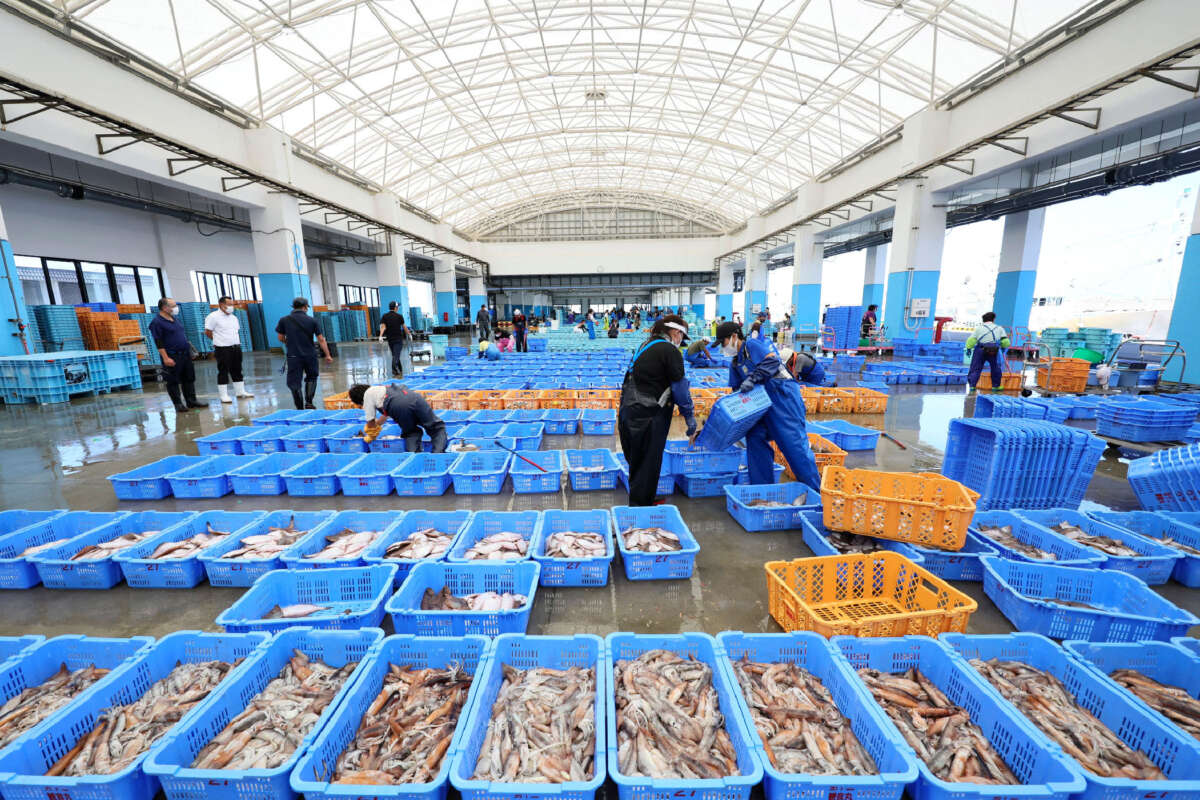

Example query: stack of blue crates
[822,305,862,350]
[974,395,1069,423]
[28,305,83,352]
[1128,441,1200,511]
[246,303,268,351]
[176,301,212,354]
[20,312,42,354]
[942,417,1104,510]
[0,350,142,404]
[119,313,161,368]
[1097,397,1196,442]
[233,307,253,352]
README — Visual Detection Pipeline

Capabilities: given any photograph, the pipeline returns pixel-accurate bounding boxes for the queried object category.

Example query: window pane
[368,288,378,306]
[16,256,50,305]
[112,266,140,304]
[46,260,83,305]
[138,268,163,309]
[80,262,112,303]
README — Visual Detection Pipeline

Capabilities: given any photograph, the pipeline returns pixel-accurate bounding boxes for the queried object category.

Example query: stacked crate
[30,305,84,352]
[177,301,212,354]
[122,313,162,368]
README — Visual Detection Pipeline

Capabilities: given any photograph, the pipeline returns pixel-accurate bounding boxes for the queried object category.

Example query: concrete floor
[0,341,1195,641]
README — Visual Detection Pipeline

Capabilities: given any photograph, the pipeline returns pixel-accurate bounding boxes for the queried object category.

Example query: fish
[18,538,70,557]
[1108,669,1200,740]
[148,523,230,560]
[825,532,893,555]
[1050,522,1144,557]
[1036,596,1106,611]
[263,603,329,620]
[730,657,876,776]
[969,659,1166,780]
[383,528,454,560]
[748,494,808,508]
[221,516,308,560]
[614,649,740,779]
[620,526,681,553]
[419,586,526,611]
[472,663,596,783]
[304,528,384,561]
[976,525,1056,560]
[47,659,236,776]
[858,667,1019,784]
[462,532,528,561]
[448,443,479,452]
[70,531,158,561]
[190,650,356,771]
[331,663,473,785]
[544,531,607,559]
[1145,535,1200,557]
[0,664,111,750]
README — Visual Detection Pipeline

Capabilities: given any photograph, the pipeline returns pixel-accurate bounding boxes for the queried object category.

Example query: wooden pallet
[1094,434,1187,454]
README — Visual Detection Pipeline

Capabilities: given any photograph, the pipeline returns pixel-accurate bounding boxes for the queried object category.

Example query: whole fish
[544,531,607,559]
[620,526,681,553]
[304,528,384,561]
[472,664,596,783]
[976,525,1056,560]
[858,667,1019,784]
[1050,522,1144,558]
[332,664,473,785]
[730,657,876,776]
[1108,669,1200,740]
[420,586,526,611]
[221,517,308,560]
[748,494,808,508]
[47,659,236,776]
[0,664,111,750]
[263,603,329,620]
[190,650,356,771]
[614,650,740,779]
[18,538,70,557]
[462,531,528,561]
[1145,535,1200,557]
[825,532,892,556]
[148,523,230,560]
[383,528,454,560]
[70,531,158,561]
[969,659,1165,780]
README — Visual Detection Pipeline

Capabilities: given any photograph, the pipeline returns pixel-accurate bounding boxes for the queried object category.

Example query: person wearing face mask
[149,297,202,413]
[276,297,333,409]
[511,308,528,353]
[204,295,253,403]
[618,314,698,506]
[715,320,821,489]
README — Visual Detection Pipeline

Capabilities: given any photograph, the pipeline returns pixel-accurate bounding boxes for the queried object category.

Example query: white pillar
[433,259,455,328]
[790,229,823,333]
[993,209,1045,334]
[375,233,409,323]
[691,287,706,320]
[743,248,768,322]
[717,261,733,320]
[468,274,486,321]
[861,245,886,313]
[884,179,946,342]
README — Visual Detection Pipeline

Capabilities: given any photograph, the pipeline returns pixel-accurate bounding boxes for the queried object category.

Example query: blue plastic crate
[613,452,675,496]
[236,424,292,455]
[0,511,69,589]
[293,634,491,800]
[394,452,457,496]
[250,409,306,426]
[113,511,266,589]
[724,482,821,531]
[166,454,252,499]
[449,450,512,494]
[1019,509,1181,584]
[604,633,762,800]
[280,452,364,497]
[361,510,472,586]
[27,511,171,590]
[108,455,210,500]
[447,511,539,563]
[498,422,545,450]
[811,419,880,450]
[1089,510,1200,586]
[610,505,699,581]
[694,386,771,450]
[797,510,927,565]
[335,453,410,496]
[509,449,563,493]
[279,424,342,454]
[142,627,380,800]
[676,470,737,497]
[1159,511,1200,585]
[532,509,614,587]
[565,449,621,491]
[969,511,1107,567]
[980,556,1199,641]
[323,423,369,454]
[834,635,1087,800]
[386,561,540,637]
[944,633,1200,800]
[194,426,257,456]
[227,452,315,495]
[579,409,617,436]
[883,534,997,581]
[199,510,335,587]
[0,630,269,800]
[451,634,605,800]
[216,564,398,633]
[664,440,744,473]
[716,632,919,800]
[283,511,403,570]
[0,635,43,669]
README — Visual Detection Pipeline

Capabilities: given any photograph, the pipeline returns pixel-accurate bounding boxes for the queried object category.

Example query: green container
[1072,347,1104,364]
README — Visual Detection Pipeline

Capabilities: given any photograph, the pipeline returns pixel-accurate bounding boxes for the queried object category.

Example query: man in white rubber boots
[204,295,254,403]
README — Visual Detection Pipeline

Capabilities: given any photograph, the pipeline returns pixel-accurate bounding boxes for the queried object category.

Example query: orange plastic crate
[976,371,1024,393]
[764,553,977,637]
[467,390,507,410]
[502,390,542,409]
[439,391,472,411]
[849,388,888,414]
[323,391,355,410]
[1036,358,1090,393]
[818,389,857,414]
[576,390,619,410]
[820,467,977,550]
[772,433,846,480]
[424,391,452,410]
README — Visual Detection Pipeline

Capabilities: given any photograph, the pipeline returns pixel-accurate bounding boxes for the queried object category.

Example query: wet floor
[0,341,1195,640]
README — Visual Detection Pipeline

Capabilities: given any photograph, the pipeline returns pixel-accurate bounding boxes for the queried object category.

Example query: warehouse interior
[0,1,1199,798]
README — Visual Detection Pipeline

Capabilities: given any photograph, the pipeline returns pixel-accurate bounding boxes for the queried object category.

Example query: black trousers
[387,339,405,375]
[286,355,318,393]
[213,345,243,384]
[514,329,527,352]
[161,350,195,388]
[618,402,673,506]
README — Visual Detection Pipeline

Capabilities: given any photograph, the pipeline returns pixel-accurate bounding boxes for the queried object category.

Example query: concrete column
[791,229,823,335]
[317,258,339,310]
[717,261,733,320]
[743,249,768,322]
[468,274,486,321]
[0,205,31,355]
[691,287,706,320]
[246,130,310,332]
[993,209,1045,334]
[433,260,455,327]
[862,245,886,312]
[884,179,946,343]
[1167,189,1200,383]
[375,234,409,323]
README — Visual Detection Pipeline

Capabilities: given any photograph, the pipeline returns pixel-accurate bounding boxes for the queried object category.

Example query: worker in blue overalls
[585,309,597,339]
[777,347,827,386]
[478,338,501,361]
[715,321,822,488]
[966,311,1011,393]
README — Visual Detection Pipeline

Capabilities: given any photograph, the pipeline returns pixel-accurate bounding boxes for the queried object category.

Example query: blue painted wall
[1168,233,1200,383]
[883,270,939,343]
[259,272,312,345]
[435,291,456,326]
[992,269,1037,333]
[791,283,821,332]
[744,290,767,323]
[861,282,883,314]
[378,284,410,324]
[0,239,31,355]
[691,303,705,320]
[717,294,733,320]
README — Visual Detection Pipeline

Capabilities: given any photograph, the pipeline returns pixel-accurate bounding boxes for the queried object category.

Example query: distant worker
[478,338,501,361]
[512,308,528,352]
[685,337,713,366]
[276,297,333,410]
[608,315,620,338]
[378,301,408,378]
[860,304,878,344]
[715,321,821,489]
[966,311,1011,393]
[349,382,447,453]
[585,308,596,339]
[778,347,827,386]
[204,295,253,404]
[149,297,202,413]
[475,305,491,341]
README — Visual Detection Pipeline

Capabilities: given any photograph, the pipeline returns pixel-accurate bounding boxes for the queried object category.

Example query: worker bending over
[716,321,822,489]
[966,311,1010,393]
[684,337,712,366]
[348,383,447,453]
[478,338,501,361]
[777,347,827,386]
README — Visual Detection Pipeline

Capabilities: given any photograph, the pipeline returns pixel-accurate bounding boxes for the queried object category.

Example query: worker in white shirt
[347,382,447,452]
[966,311,1011,393]
[204,295,253,403]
